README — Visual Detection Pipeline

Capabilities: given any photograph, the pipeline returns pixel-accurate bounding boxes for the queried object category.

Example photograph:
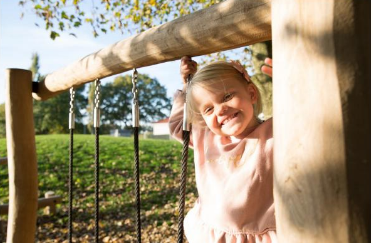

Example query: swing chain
[94,79,101,128]
[69,87,75,129]
[132,68,139,127]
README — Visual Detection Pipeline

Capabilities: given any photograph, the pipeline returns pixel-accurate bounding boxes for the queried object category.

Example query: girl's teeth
[222,113,237,125]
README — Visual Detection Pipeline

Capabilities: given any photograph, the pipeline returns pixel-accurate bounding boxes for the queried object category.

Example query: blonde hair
[186,61,262,127]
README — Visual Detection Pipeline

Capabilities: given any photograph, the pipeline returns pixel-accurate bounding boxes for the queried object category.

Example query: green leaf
[59,21,64,31]
[74,21,81,27]
[50,31,60,40]
[61,11,68,19]
[34,4,42,10]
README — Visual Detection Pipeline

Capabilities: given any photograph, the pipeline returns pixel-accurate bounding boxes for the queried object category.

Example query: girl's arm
[169,90,192,145]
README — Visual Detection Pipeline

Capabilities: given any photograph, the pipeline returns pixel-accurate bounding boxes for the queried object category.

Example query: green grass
[0,134,196,242]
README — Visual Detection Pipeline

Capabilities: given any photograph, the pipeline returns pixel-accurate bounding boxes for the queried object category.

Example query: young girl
[169,56,276,243]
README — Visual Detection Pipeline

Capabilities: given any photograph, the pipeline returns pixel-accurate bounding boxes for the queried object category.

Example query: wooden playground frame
[3,0,370,242]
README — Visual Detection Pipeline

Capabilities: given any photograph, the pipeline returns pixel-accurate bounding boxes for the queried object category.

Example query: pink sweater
[169,91,276,243]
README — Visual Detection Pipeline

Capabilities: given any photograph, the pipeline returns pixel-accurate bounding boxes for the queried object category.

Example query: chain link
[69,88,75,114]
[94,79,101,128]
[132,69,138,104]
[69,88,75,129]
[94,79,101,109]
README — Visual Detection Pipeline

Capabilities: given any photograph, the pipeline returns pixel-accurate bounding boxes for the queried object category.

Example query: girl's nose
[216,103,228,115]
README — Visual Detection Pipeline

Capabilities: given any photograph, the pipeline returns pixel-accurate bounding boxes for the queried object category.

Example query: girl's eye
[223,93,233,102]
[204,107,213,114]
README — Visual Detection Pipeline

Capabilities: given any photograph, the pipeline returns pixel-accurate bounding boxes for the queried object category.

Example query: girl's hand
[180,56,197,84]
[261,58,272,77]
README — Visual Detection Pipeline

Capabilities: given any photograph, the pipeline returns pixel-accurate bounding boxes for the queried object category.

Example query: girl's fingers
[261,65,272,77]
[181,56,192,62]
[264,57,272,67]
[180,56,197,83]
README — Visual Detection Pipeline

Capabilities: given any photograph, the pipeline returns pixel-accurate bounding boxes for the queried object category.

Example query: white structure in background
[110,129,131,137]
[150,118,170,139]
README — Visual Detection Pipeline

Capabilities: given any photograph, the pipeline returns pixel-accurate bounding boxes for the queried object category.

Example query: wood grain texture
[5,69,38,243]
[272,0,369,242]
[32,0,271,101]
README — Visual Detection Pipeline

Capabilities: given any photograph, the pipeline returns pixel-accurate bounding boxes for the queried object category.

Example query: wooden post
[32,0,272,101]
[5,69,38,243]
[43,191,56,215]
[272,0,370,242]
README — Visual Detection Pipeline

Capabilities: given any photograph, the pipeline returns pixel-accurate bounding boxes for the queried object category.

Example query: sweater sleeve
[168,90,194,147]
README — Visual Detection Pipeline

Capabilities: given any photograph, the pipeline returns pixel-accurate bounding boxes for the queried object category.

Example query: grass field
[0,134,197,243]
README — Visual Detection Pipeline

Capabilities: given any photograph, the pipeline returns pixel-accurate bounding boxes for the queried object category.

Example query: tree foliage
[19,1,273,123]
[19,0,222,39]
[17,0,267,68]
[30,53,87,134]
[250,41,272,118]
[30,52,40,81]
[33,87,87,134]
[87,73,171,133]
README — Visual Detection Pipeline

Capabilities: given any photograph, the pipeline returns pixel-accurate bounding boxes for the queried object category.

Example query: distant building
[110,129,131,137]
[148,118,170,139]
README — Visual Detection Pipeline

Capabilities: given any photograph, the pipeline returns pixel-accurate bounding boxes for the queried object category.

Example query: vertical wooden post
[5,69,38,243]
[272,0,369,242]
[43,191,56,215]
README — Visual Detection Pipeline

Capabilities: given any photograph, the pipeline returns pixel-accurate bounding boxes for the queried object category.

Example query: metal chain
[68,87,75,243]
[132,69,141,243]
[93,79,101,243]
[69,88,75,129]
[69,88,75,114]
[132,69,139,105]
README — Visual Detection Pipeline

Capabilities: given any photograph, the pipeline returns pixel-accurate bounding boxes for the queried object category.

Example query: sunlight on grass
[0,134,196,242]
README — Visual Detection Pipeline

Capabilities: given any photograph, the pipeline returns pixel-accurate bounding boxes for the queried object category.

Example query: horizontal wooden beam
[32,0,271,101]
[0,196,62,215]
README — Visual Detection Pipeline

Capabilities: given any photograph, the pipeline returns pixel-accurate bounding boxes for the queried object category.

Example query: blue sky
[0,1,185,105]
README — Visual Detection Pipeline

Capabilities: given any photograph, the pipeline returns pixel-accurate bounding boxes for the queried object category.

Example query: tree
[87,73,171,133]
[20,0,273,117]
[30,53,87,134]
[250,41,272,119]
[29,52,40,81]
[19,0,222,39]
[17,0,254,65]
[33,87,87,134]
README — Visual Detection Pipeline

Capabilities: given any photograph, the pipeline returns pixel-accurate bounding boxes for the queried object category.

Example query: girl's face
[192,78,258,139]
